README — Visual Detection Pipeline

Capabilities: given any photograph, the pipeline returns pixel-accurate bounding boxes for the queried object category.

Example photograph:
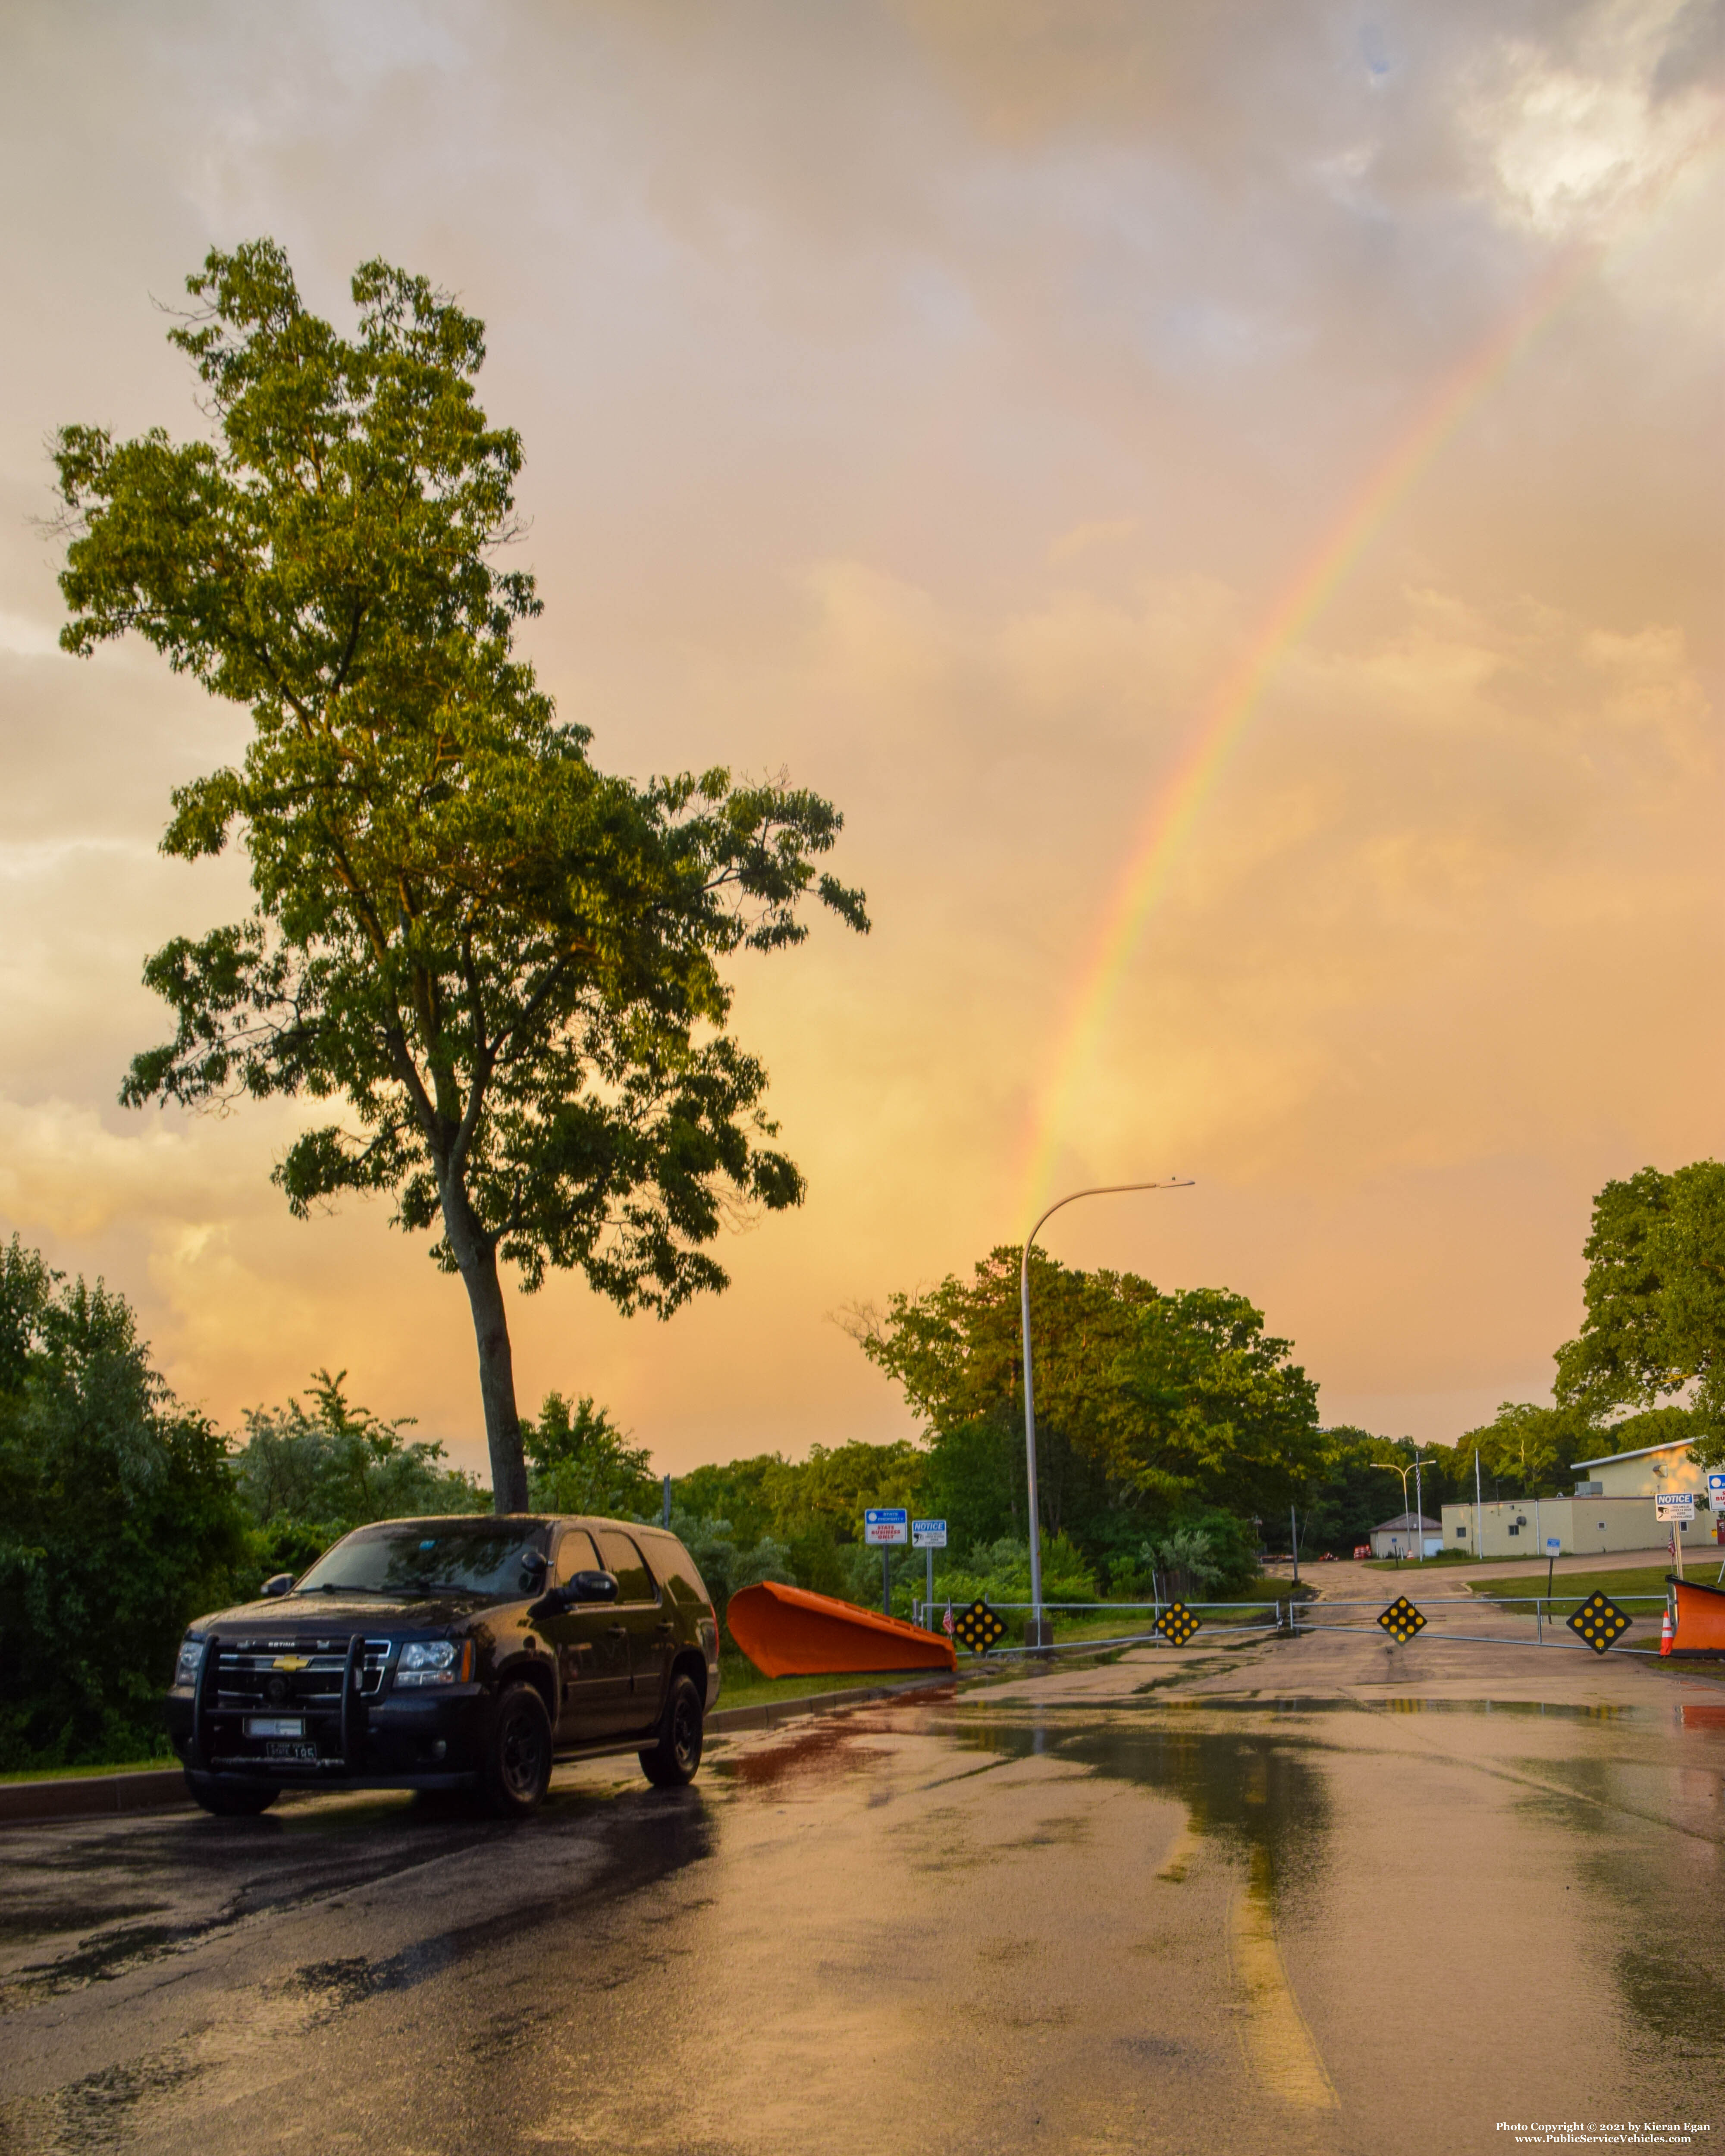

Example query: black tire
[483,1680,554,1818]
[186,1773,279,1817]
[639,1673,704,1789]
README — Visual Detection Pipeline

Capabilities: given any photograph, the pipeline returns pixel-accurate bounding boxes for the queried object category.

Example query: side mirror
[528,1570,621,1620]
[261,1573,296,1598]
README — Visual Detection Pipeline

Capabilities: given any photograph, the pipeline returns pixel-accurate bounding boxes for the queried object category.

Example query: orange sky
[0,2,1720,1479]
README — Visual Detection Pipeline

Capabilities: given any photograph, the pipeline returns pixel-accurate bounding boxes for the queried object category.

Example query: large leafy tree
[853,1247,1322,1542]
[54,242,866,1508]
[1553,1162,1725,1462]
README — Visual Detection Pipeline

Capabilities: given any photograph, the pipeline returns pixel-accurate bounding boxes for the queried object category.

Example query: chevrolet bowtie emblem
[271,1655,310,1672]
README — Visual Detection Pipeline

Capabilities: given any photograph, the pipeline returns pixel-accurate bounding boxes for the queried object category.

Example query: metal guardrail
[1285,1595,1671,1657]
[909,1586,1688,1664]
[914,1597,1289,1660]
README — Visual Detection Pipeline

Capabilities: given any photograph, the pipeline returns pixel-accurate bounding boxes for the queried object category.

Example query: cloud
[0,0,1716,1453]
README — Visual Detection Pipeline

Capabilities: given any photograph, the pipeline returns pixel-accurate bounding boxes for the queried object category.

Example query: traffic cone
[1660,1604,1675,1657]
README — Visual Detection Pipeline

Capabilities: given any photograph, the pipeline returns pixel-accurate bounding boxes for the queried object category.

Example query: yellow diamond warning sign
[952,1600,1007,1654]
[1565,1591,1631,1655]
[1377,1596,1427,1643]
[1155,1601,1201,1645]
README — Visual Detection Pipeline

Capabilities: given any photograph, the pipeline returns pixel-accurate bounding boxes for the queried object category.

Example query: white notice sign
[912,1519,948,1548]
[1545,1537,1562,1557]
[1655,1493,1697,1522]
[864,1508,909,1546]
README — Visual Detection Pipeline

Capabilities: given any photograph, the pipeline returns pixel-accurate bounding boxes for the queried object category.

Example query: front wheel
[186,1773,279,1817]
[483,1680,554,1818]
[640,1673,704,1789]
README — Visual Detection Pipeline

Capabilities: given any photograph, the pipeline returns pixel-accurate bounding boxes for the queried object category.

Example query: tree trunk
[442,1178,530,1513]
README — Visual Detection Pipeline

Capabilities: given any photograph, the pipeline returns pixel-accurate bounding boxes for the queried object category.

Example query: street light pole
[1370,1457,1431,1566]
[1021,1178,1192,1642]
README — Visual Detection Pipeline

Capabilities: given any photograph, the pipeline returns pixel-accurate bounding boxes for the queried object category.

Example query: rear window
[640,1533,712,1610]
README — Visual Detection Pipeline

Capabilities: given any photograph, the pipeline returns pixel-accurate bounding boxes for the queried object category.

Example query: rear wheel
[185,1773,279,1817]
[640,1673,703,1789]
[483,1681,554,1818]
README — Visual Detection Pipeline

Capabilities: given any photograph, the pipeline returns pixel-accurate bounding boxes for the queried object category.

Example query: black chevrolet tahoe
[165,1514,721,1818]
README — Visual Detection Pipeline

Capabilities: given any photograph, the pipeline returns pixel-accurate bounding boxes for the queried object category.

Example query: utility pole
[1290,1503,1300,1588]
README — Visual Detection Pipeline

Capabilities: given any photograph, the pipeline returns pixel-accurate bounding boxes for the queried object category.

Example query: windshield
[294,1521,551,1600]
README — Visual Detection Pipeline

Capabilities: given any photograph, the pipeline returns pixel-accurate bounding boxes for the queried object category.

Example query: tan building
[1441,1491,1718,1560]
[1440,1433,1719,1559]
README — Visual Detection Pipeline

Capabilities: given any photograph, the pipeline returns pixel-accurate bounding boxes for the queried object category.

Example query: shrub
[0,1239,249,1767]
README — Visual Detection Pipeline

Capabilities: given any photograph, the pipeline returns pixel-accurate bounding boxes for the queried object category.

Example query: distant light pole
[1021,1178,1193,1640]
[1370,1456,1432,1566]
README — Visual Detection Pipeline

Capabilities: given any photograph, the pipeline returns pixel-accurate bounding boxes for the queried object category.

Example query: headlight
[173,1637,204,1689]
[395,1640,463,1686]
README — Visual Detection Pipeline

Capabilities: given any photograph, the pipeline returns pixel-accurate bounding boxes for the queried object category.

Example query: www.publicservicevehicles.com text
[1497,2127,1712,2147]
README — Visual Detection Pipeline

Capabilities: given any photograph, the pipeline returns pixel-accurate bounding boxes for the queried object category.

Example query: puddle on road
[937,1694,1725,2093]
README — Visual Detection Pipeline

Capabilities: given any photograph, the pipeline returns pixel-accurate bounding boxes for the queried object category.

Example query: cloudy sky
[0,1,1719,1476]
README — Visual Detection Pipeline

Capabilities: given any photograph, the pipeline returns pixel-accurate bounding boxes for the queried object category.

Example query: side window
[595,1530,656,1604]
[641,1535,709,1609]
[554,1529,599,1585]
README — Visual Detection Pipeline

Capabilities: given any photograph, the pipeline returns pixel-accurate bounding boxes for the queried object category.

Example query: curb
[706,1671,956,1734]
[0,1768,191,1826]
[0,1675,962,1827]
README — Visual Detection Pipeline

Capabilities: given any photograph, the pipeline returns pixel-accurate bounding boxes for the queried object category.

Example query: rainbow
[1016,230,1632,1225]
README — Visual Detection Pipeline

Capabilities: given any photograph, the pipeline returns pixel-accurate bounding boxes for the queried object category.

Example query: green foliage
[1433,1401,1595,1502]
[523,1391,658,1518]
[673,1439,926,1550]
[233,1369,480,1536]
[1553,1161,1725,1463]
[918,1416,1024,1545]
[0,1239,248,1768]
[1105,1286,1324,1514]
[855,1247,1322,1569]
[1292,1429,1463,1554]
[668,1438,929,1635]
[923,1533,1098,1617]
[665,1509,794,1638]
[55,238,864,1508]
[1098,1507,1262,1600]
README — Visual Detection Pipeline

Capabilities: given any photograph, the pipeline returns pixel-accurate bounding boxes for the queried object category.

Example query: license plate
[245,1716,304,1739]
[266,1741,320,1763]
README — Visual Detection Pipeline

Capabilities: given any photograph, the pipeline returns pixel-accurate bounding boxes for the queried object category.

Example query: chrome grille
[212,1639,390,1707]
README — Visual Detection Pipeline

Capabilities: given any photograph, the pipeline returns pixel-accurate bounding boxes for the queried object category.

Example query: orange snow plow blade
[726,1580,958,1678]
[1669,1575,1725,1658]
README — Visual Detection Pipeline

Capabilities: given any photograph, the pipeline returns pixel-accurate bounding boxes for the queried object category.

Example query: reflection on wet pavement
[0,1673,1721,2156]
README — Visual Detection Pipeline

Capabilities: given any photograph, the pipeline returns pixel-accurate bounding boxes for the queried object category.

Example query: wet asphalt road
[3,1586,1724,2156]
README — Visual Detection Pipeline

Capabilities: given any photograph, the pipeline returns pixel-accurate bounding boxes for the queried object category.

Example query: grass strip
[1471,1562,1695,1612]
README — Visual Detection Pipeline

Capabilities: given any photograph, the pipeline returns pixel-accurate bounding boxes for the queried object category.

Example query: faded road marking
[1229,1847,1337,2111]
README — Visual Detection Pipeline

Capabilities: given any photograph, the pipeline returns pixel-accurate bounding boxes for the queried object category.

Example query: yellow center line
[1229,1844,1339,2112]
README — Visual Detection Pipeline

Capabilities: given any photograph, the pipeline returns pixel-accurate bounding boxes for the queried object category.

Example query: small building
[1371,1511,1441,1560]
[1440,1492,1716,1560]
